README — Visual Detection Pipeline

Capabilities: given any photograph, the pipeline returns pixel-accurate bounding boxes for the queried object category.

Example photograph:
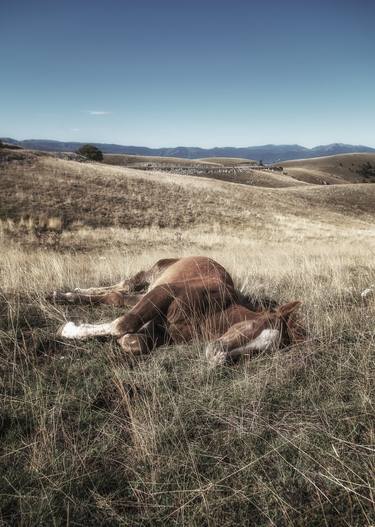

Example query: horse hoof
[59,321,79,339]
[117,334,149,355]
[205,342,228,367]
[48,291,74,303]
[46,290,59,302]
[210,350,228,368]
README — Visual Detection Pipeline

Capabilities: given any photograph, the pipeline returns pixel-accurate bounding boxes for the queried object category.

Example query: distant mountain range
[2,137,375,163]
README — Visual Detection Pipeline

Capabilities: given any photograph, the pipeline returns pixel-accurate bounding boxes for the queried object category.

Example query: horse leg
[52,275,143,299]
[73,271,149,295]
[73,283,126,295]
[78,258,180,294]
[52,290,143,307]
[59,278,235,344]
[117,316,170,355]
[51,258,180,298]
[59,283,178,340]
[205,319,281,367]
[113,284,179,336]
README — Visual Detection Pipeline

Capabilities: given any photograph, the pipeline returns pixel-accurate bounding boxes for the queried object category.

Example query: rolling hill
[102,152,375,188]
[1,148,374,235]
[275,153,375,185]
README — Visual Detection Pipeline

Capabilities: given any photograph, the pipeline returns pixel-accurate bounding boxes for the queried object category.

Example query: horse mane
[236,290,279,312]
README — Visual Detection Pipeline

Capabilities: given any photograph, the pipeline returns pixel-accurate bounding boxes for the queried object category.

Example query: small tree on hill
[76,144,103,161]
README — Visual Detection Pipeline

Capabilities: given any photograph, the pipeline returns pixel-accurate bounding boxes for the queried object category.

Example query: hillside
[102,153,298,188]
[103,155,257,168]
[1,149,374,238]
[277,153,375,185]
[103,154,221,168]
[197,157,257,166]
[103,152,375,189]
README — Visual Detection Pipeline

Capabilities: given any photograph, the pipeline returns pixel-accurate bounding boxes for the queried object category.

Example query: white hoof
[60,321,82,339]
[205,342,227,367]
[210,350,228,367]
[65,292,76,301]
[361,286,374,299]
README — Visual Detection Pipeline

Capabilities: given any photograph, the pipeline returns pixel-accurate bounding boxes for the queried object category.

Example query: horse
[52,256,302,366]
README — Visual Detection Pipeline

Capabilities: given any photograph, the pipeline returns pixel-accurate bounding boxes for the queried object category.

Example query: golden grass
[0,150,374,525]
[1,228,375,525]
[104,153,221,168]
[197,157,257,166]
[2,149,375,235]
[279,152,375,185]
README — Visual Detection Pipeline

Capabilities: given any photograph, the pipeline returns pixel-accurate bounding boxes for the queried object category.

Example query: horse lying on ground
[52,256,302,366]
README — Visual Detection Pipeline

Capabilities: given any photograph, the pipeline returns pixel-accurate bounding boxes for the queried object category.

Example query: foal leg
[55,278,137,299]
[52,258,180,299]
[53,290,143,307]
[117,316,170,355]
[73,282,126,295]
[59,284,178,340]
[73,258,180,295]
[72,271,149,295]
[205,320,281,367]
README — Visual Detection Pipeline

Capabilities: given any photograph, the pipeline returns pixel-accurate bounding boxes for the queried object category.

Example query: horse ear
[277,301,301,318]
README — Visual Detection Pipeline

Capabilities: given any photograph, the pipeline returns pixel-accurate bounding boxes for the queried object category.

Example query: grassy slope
[103,154,257,168]
[104,152,375,187]
[103,154,280,188]
[197,157,257,165]
[1,150,249,229]
[103,153,221,167]
[0,150,374,525]
[278,152,375,185]
[2,149,375,230]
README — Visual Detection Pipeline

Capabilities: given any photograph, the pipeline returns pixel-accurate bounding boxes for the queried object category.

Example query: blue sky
[1,0,374,147]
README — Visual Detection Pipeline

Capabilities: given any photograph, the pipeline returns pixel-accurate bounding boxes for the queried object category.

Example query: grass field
[0,149,374,525]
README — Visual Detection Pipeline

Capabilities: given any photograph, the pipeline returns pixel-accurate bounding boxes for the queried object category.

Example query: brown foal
[53,256,302,366]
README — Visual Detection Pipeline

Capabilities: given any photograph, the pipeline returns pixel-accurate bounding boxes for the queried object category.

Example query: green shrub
[76,144,103,161]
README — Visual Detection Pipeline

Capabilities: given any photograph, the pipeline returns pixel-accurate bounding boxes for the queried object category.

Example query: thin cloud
[87,110,111,115]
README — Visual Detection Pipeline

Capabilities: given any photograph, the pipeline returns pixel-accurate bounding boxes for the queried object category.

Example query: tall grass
[1,229,374,525]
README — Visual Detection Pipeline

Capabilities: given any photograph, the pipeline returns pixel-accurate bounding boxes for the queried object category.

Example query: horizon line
[2,136,375,150]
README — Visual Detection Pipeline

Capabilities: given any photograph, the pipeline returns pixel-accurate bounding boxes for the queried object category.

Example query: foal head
[274,301,304,347]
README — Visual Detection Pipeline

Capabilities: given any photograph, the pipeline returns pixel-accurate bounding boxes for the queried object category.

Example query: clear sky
[1,0,374,147]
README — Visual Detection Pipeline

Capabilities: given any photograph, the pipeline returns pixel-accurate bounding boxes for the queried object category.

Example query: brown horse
[53,256,302,366]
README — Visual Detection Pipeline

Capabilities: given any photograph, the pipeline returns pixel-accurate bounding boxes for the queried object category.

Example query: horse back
[150,256,234,290]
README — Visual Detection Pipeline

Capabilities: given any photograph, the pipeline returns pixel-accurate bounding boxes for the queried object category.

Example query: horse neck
[235,290,278,312]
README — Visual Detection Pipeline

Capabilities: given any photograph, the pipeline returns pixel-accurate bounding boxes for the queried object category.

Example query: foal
[53,256,302,366]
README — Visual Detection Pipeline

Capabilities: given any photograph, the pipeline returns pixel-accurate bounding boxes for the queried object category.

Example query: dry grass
[197,157,257,166]
[103,154,257,168]
[2,149,375,234]
[279,153,375,185]
[104,154,220,168]
[0,151,374,525]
